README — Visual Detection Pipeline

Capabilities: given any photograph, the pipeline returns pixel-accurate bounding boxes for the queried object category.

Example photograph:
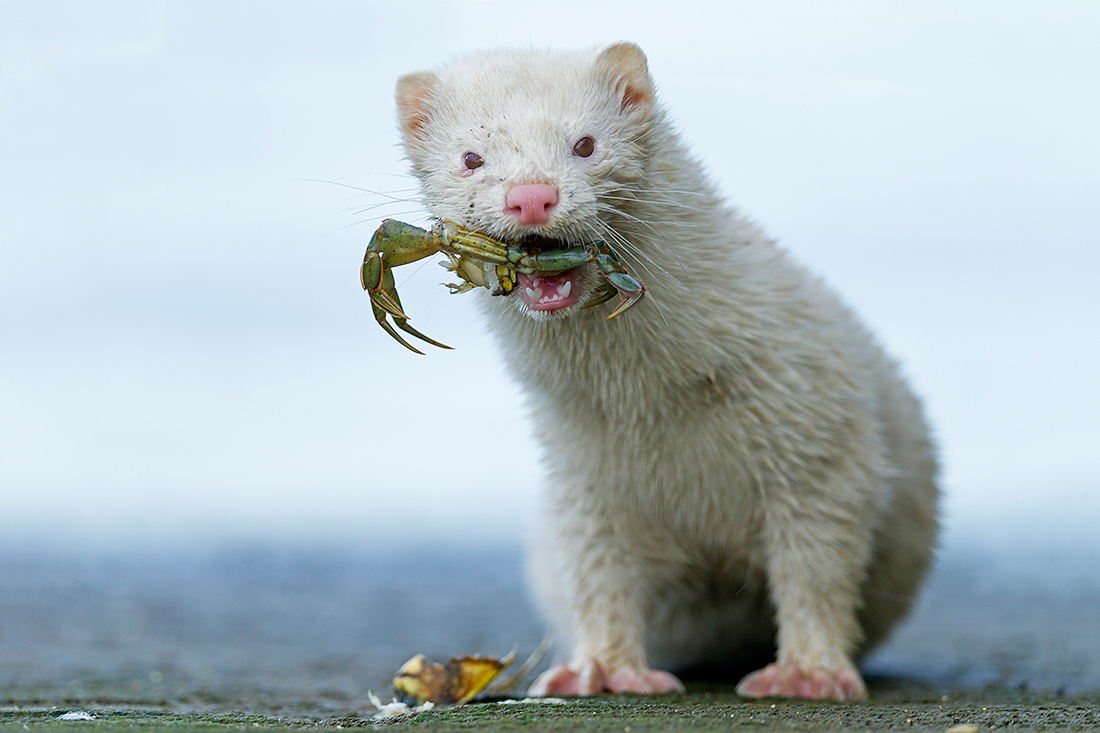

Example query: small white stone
[496,697,568,705]
[366,691,435,719]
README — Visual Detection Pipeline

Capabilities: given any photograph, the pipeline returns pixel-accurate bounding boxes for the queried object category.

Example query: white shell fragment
[496,697,569,705]
[367,690,435,719]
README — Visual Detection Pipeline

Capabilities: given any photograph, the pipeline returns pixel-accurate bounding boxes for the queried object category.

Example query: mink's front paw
[529,659,684,696]
[736,662,867,701]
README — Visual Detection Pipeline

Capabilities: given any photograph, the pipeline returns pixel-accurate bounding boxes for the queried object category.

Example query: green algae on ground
[5,686,1100,733]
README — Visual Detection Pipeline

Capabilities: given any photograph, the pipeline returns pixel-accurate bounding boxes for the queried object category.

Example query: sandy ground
[1,540,1098,729]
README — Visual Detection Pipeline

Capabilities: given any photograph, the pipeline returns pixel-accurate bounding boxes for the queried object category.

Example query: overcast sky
[1,1,1097,553]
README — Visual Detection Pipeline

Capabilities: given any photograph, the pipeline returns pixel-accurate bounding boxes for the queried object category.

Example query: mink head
[393,43,661,319]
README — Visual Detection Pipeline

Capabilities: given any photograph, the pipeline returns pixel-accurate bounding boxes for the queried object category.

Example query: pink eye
[463,152,484,170]
[572,136,595,158]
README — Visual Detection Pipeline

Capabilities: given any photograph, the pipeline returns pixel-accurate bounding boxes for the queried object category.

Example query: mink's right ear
[395,71,438,148]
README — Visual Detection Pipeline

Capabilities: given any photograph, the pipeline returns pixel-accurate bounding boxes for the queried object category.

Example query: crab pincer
[361,219,646,353]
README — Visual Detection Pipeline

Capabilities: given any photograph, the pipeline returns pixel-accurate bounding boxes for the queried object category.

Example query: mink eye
[572,136,595,158]
[463,152,484,170]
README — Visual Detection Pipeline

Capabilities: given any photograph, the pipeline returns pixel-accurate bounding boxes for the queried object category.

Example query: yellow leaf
[393,649,516,706]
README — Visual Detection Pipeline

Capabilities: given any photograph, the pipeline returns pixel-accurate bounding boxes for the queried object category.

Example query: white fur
[394,43,939,695]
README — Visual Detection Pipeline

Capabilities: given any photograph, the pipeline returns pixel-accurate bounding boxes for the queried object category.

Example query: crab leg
[361,219,647,352]
[594,244,642,314]
[367,265,452,354]
[361,220,454,352]
[517,246,594,273]
[507,242,645,317]
[582,243,646,318]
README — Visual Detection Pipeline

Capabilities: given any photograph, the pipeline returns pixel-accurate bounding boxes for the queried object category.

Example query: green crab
[360,219,646,353]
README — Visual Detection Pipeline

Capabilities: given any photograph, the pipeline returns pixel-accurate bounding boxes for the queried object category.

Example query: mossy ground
[5,683,1100,733]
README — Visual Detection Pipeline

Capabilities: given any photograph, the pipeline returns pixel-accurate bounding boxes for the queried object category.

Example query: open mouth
[511,234,583,312]
[516,269,581,311]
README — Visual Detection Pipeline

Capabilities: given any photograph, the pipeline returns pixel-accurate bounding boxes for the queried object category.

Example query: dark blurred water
[1,540,1098,715]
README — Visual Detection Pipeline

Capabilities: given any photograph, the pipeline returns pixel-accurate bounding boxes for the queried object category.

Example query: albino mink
[391,42,938,700]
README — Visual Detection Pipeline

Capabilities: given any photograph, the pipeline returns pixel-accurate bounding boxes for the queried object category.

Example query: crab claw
[369,293,452,355]
[582,246,646,318]
[604,271,646,318]
[362,251,452,353]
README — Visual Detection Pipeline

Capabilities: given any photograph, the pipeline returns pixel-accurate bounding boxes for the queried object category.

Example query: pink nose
[505,183,559,225]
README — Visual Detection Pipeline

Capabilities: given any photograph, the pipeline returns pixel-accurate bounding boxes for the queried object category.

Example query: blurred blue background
[2,0,1097,558]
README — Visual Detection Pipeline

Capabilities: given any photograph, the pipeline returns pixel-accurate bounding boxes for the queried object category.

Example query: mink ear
[595,42,655,114]
[395,71,439,143]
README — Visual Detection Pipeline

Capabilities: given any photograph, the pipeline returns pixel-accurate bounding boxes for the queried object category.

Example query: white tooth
[525,287,543,302]
[558,281,572,299]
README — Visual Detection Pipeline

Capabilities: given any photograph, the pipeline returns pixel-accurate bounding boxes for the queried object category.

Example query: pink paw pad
[529,660,684,697]
[608,666,685,694]
[528,661,606,696]
[736,662,868,701]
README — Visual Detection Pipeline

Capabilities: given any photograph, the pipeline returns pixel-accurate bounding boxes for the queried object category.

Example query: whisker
[598,186,711,201]
[587,222,670,299]
[320,218,392,242]
[298,177,420,203]
[349,199,422,217]
[325,209,434,244]
[595,223,670,284]
[343,187,424,202]
[586,221,673,329]
[593,203,690,283]
[395,253,446,290]
[597,194,704,214]
[353,208,433,224]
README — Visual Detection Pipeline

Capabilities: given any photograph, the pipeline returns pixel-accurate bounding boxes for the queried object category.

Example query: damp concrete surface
[1,538,1098,730]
